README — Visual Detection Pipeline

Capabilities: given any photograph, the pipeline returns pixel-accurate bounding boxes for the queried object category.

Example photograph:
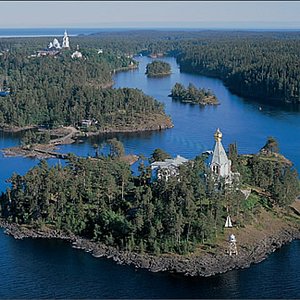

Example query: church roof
[211,139,229,166]
[151,155,188,169]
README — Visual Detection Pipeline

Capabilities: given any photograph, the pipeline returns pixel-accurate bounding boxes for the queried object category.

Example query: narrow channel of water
[60,56,300,173]
[0,56,299,298]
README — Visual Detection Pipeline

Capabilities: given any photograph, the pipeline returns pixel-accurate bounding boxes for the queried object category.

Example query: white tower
[210,128,231,177]
[62,30,70,49]
[228,234,238,256]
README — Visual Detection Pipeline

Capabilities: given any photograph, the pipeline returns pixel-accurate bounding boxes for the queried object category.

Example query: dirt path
[49,126,80,145]
[2,126,79,159]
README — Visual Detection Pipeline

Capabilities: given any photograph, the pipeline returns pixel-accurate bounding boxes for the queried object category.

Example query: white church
[209,128,236,184]
[48,30,70,50]
[150,128,237,184]
[210,128,231,177]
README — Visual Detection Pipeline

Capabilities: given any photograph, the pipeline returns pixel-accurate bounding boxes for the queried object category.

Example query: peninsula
[1,131,299,277]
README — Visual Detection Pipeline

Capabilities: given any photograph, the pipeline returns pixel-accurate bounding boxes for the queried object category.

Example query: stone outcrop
[1,213,299,277]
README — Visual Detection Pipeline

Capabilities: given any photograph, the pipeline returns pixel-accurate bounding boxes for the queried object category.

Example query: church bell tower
[210,128,231,178]
[62,30,70,49]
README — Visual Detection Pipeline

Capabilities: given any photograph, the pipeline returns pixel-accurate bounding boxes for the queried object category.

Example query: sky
[1,1,300,29]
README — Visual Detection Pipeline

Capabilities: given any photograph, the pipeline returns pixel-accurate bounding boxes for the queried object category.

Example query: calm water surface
[0,56,299,298]
[60,57,300,171]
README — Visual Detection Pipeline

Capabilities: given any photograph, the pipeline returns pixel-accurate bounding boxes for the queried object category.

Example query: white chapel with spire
[210,128,232,178]
[62,30,70,49]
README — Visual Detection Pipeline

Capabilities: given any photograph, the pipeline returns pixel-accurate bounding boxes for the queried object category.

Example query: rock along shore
[1,211,299,277]
[1,114,173,159]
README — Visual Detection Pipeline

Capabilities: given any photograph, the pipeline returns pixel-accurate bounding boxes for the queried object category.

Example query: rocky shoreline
[1,115,173,159]
[1,213,299,277]
[146,72,171,78]
[170,94,219,106]
[84,115,173,137]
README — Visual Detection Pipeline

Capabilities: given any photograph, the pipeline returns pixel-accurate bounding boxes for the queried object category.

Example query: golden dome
[214,128,222,142]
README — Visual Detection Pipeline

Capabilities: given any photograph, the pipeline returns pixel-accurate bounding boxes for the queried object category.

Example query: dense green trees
[170,83,218,105]
[176,36,300,104]
[0,50,165,128]
[0,153,216,254]
[1,138,298,255]
[150,148,171,162]
[0,83,166,129]
[233,138,299,207]
[21,130,51,146]
[1,30,300,110]
[0,45,167,129]
[146,61,171,77]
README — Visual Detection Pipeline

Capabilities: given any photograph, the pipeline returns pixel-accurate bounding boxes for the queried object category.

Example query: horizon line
[1,26,300,31]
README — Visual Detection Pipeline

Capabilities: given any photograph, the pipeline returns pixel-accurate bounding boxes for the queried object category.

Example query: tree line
[2,30,300,108]
[176,37,300,104]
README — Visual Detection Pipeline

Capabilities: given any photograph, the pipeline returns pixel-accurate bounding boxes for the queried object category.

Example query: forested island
[170,83,219,105]
[145,61,171,77]
[1,137,299,276]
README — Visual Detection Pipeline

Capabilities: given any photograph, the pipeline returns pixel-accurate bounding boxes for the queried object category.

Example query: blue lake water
[0,55,299,298]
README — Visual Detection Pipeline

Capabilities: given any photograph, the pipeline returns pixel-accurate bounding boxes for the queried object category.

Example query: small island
[145,61,171,77]
[170,83,219,105]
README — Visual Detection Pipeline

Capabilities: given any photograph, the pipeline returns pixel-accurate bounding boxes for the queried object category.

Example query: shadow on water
[238,93,300,114]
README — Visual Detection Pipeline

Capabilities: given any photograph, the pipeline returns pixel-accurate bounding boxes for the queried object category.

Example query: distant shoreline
[0,34,78,38]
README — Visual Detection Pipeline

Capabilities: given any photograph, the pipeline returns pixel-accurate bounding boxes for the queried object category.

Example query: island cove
[1,129,299,277]
[2,110,173,160]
